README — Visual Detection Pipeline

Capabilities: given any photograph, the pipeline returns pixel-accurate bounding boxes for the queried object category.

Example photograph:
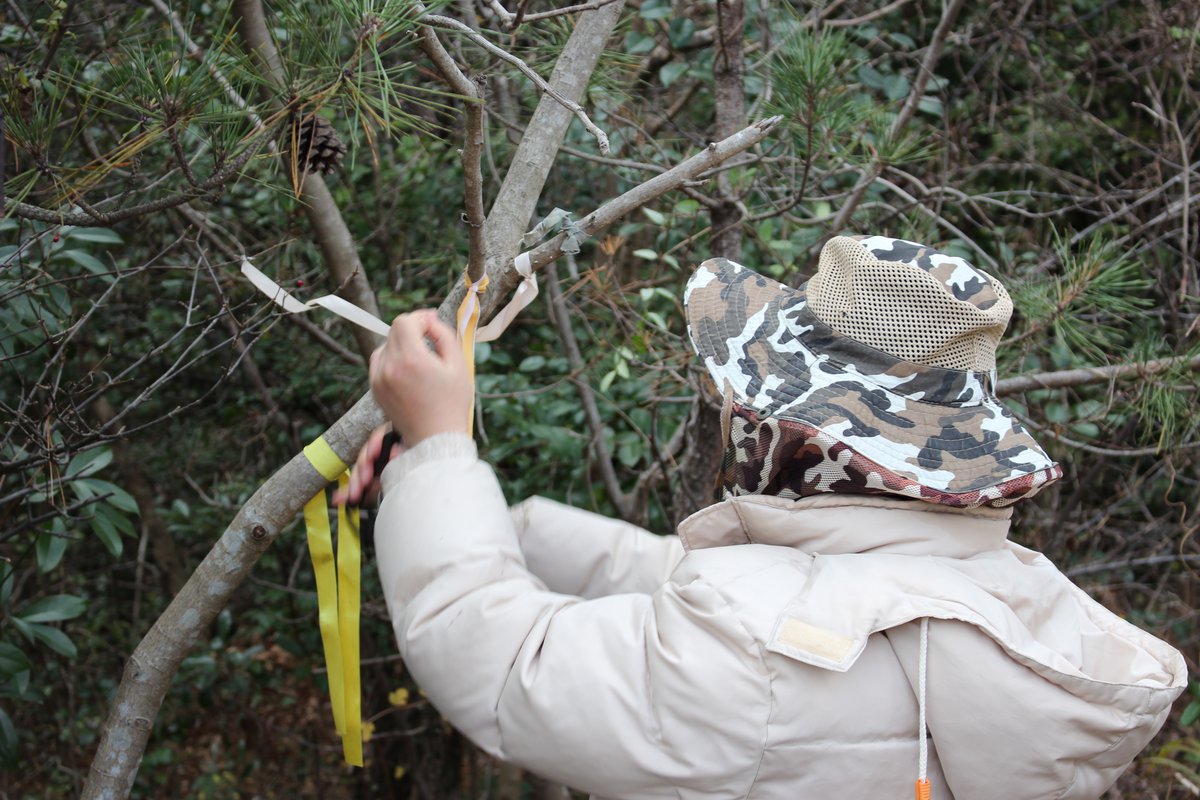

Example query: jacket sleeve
[510,496,684,598]
[373,433,767,796]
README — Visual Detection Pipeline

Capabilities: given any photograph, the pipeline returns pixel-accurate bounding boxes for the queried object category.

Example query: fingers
[335,425,391,506]
[386,311,460,365]
[418,311,460,361]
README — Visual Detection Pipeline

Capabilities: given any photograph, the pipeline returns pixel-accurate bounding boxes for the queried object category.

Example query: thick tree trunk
[676,0,747,521]
[709,0,746,260]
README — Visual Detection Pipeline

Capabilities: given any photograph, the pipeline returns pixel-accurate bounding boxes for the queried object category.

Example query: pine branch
[231,0,384,362]
[995,354,1200,396]
[824,0,966,235]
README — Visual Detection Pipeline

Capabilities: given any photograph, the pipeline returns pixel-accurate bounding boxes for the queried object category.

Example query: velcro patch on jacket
[775,618,855,664]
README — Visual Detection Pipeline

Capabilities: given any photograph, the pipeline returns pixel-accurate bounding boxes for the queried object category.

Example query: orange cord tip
[915,778,931,800]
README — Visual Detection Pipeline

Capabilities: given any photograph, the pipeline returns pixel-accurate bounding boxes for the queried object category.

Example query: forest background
[1,0,1199,797]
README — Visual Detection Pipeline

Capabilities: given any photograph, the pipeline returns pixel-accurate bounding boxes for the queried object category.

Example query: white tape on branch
[241,258,391,338]
[476,252,538,343]
[241,254,539,345]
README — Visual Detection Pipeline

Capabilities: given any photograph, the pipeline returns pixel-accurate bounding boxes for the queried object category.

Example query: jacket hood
[679,495,1187,798]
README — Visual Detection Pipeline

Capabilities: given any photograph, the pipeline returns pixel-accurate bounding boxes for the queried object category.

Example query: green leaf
[917,96,944,117]
[0,643,30,678]
[91,512,123,557]
[35,531,68,573]
[518,355,546,373]
[0,563,12,606]
[85,480,139,514]
[882,73,910,101]
[617,436,643,468]
[66,447,113,478]
[639,0,672,20]
[29,624,76,658]
[673,199,700,216]
[96,503,136,536]
[19,594,86,623]
[0,708,16,759]
[632,249,658,261]
[59,249,110,276]
[624,31,657,55]
[1182,700,1200,728]
[659,61,687,88]
[641,207,666,226]
[62,227,122,244]
[857,64,887,90]
[599,370,617,393]
[668,17,695,48]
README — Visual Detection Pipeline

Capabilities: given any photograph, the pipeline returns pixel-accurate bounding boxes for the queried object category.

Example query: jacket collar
[677,494,1012,558]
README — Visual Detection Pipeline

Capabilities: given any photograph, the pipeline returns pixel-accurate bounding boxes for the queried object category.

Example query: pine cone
[284,114,347,176]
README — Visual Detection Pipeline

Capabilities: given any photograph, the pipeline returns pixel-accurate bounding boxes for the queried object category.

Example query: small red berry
[295,279,304,288]
[52,233,60,242]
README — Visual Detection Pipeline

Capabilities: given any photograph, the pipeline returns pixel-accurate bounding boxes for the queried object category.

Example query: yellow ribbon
[302,438,363,767]
[456,271,489,435]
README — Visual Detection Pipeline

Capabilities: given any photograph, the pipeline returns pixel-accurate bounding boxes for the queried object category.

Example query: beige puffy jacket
[376,434,1186,799]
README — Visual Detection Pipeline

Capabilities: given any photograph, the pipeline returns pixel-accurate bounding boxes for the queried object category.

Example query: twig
[417,21,486,280]
[1067,554,1200,579]
[544,259,634,520]
[486,0,623,28]
[995,354,1200,396]
[6,138,269,226]
[289,315,366,367]
[423,14,611,154]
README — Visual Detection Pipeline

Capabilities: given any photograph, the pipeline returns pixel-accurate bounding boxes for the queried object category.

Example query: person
[343,235,1186,799]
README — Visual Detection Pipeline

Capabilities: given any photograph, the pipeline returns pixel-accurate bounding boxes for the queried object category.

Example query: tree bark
[676,0,747,521]
[709,0,746,260]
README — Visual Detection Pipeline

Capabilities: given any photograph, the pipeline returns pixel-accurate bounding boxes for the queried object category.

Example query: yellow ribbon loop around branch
[456,271,489,435]
[302,439,363,767]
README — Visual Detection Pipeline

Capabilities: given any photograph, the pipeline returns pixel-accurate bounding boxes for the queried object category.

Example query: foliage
[2,0,1198,797]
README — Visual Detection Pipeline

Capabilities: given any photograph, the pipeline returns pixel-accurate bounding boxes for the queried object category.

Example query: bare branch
[417,22,486,280]
[544,259,635,520]
[480,0,626,280]
[486,0,623,28]
[423,14,611,154]
[996,354,1200,396]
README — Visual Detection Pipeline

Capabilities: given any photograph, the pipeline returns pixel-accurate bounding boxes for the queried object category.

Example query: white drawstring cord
[917,617,930,798]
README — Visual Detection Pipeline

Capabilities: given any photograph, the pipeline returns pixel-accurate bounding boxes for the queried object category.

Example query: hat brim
[684,258,1060,498]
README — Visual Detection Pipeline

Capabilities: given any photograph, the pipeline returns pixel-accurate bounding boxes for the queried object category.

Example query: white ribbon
[241,258,391,338]
[242,254,538,344]
[476,252,538,343]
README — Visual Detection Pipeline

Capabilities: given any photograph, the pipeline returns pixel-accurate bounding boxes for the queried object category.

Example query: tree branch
[423,14,611,154]
[232,0,384,362]
[544,259,635,520]
[995,353,1200,396]
[417,21,486,280]
[480,0,626,289]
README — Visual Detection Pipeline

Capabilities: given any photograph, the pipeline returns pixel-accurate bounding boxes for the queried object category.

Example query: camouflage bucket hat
[684,235,1062,508]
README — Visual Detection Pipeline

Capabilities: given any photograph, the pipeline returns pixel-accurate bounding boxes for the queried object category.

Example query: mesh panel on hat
[808,237,1013,371]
